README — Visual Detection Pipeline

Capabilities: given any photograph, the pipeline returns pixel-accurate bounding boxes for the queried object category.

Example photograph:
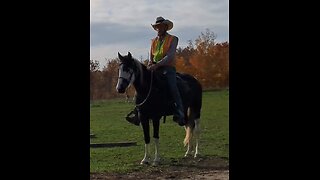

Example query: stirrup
[125,108,140,126]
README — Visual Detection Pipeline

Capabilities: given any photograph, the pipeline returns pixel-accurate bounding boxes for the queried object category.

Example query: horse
[116,52,202,165]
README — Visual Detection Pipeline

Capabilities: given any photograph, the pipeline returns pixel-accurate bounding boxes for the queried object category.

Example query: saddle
[153,70,190,102]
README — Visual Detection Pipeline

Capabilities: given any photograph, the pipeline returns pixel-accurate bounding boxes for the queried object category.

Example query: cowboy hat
[151,16,173,31]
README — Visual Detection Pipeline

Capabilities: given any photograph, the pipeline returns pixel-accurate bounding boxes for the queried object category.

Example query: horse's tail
[184,107,195,146]
[181,73,202,147]
[183,125,193,147]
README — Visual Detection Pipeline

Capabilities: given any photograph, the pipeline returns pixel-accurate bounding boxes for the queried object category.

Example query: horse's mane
[132,58,145,86]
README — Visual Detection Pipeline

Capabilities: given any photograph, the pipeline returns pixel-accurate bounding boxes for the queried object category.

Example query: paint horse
[116,52,202,165]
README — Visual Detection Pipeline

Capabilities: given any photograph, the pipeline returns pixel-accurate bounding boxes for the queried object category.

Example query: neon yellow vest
[151,34,173,63]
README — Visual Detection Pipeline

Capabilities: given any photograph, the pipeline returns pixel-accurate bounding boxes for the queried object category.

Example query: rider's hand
[147,64,158,71]
[147,61,153,67]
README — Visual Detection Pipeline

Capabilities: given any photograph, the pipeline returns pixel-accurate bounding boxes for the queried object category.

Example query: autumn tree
[176,29,229,89]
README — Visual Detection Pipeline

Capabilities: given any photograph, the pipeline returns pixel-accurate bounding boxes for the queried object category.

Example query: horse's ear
[128,52,132,59]
[118,52,123,60]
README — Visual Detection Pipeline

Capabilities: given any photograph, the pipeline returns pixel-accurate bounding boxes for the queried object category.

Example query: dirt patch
[91,156,229,180]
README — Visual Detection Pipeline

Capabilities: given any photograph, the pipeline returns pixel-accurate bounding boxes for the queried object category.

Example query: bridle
[118,62,153,108]
[118,63,134,86]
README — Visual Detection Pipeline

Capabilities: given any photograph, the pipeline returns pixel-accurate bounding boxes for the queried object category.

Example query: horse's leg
[194,118,201,158]
[184,125,194,157]
[140,116,151,165]
[184,108,194,157]
[152,117,161,165]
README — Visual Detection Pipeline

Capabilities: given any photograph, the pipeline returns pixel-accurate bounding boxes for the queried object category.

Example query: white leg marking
[194,118,200,158]
[184,142,193,157]
[140,144,151,165]
[153,138,160,166]
[184,126,193,157]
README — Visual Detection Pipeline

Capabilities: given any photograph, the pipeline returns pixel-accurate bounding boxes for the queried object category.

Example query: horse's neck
[133,64,152,95]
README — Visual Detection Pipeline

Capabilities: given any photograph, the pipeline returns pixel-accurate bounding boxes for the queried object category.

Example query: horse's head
[116,52,137,93]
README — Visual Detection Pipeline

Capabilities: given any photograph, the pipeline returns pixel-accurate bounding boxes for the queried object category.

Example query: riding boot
[161,66,186,126]
[126,107,140,126]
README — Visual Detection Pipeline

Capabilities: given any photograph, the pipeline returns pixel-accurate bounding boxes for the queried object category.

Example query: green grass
[90,90,229,173]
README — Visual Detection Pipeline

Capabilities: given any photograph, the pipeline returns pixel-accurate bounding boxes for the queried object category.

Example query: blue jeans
[159,66,184,119]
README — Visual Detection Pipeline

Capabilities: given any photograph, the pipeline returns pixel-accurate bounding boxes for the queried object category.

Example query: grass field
[90,90,229,173]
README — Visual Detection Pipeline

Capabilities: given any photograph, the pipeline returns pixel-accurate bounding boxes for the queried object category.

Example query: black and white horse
[116,52,202,165]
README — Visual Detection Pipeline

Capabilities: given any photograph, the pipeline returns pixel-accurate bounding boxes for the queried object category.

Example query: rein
[135,70,153,108]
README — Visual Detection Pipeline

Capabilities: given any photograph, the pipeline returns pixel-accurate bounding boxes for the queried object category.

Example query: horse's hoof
[184,153,193,158]
[152,156,161,166]
[140,160,150,165]
[194,153,201,158]
[140,161,149,165]
[152,161,160,166]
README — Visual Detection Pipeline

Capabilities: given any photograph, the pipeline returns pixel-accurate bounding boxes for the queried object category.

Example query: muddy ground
[90,156,229,180]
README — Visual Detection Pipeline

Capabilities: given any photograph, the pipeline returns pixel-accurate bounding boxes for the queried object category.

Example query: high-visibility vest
[151,34,174,63]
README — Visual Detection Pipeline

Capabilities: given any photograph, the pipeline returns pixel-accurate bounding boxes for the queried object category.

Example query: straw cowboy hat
[151,16,173,31]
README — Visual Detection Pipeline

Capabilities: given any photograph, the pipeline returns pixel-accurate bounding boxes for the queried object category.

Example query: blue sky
[90,0,229,67]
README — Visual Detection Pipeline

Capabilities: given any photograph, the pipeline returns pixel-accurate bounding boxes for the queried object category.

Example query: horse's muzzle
[116,78,129,94]
[117,88,125,93]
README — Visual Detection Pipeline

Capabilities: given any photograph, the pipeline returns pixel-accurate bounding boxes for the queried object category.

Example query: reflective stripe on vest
[151,34,173,63]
